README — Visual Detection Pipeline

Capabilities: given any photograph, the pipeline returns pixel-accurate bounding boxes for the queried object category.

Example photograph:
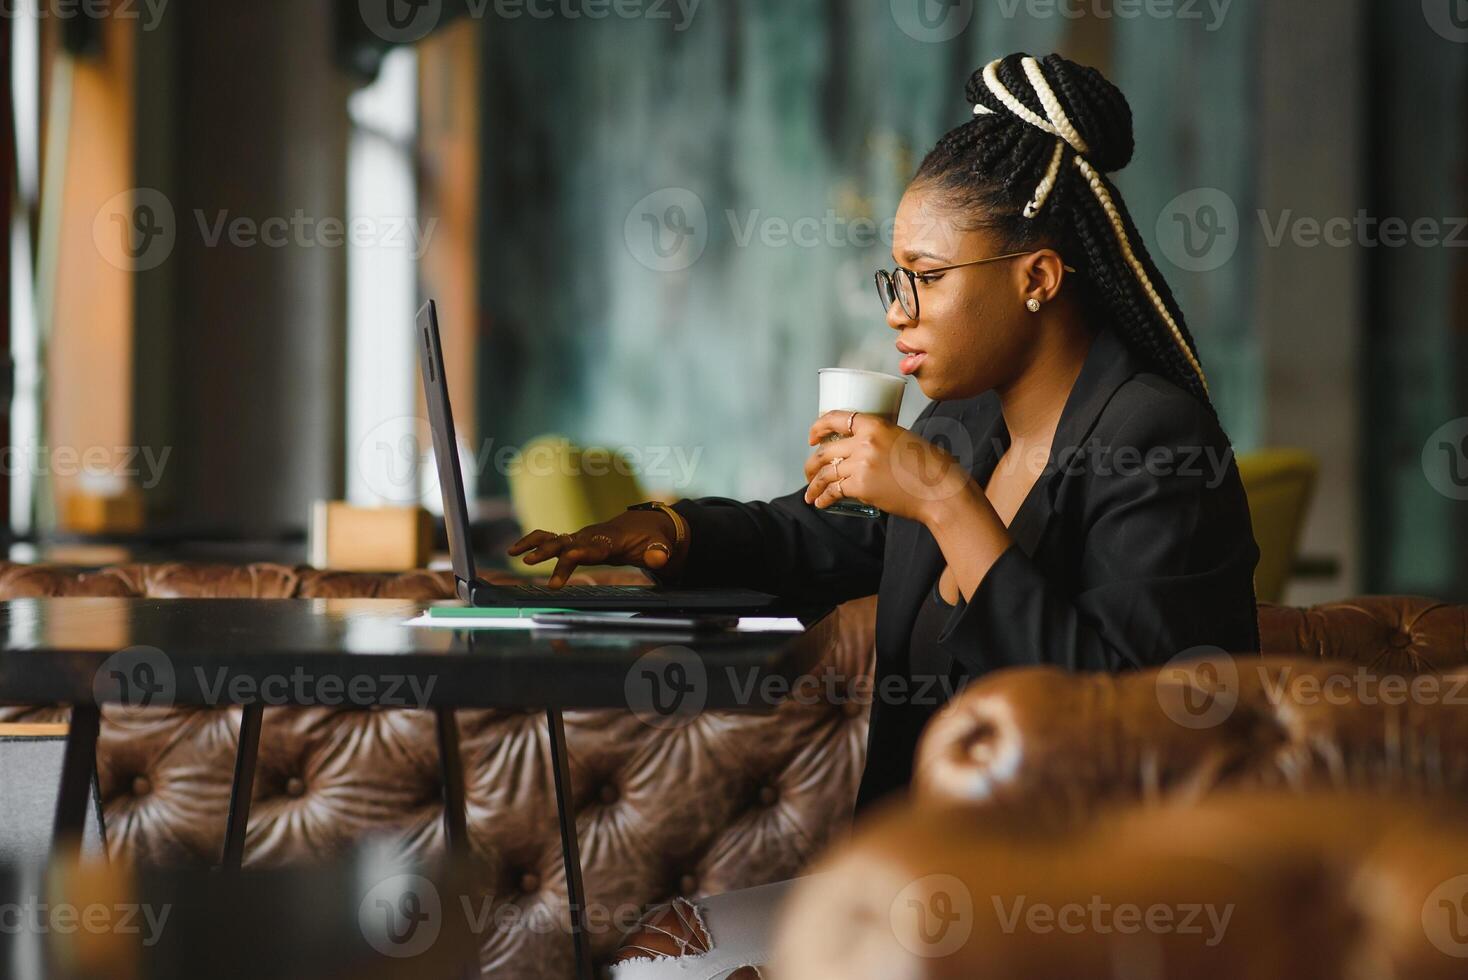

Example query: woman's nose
[886,298,913,330]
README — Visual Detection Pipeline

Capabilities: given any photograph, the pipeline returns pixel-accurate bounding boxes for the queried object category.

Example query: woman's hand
[803,411,971,524]
[507,510,682,589]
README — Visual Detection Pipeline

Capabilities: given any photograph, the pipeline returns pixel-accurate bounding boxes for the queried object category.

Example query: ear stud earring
[1026,298,1042,313]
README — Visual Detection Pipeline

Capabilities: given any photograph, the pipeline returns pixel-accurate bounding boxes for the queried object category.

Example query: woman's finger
[808,410,868,446]
[507,529,558,557]
[804,447,834,483]
[810,472,848,510]
[804,435,858,481]
[804,459,842,506]
[520,531,575,565]
[546,531,621,587]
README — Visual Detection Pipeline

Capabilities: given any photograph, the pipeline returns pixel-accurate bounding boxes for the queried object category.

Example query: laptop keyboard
[510,584,654,597]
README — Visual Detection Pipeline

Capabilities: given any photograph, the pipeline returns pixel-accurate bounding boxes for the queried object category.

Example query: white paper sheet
[403,614,805,633]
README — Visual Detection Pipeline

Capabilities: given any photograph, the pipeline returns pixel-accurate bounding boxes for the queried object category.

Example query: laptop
[415,300,778,611]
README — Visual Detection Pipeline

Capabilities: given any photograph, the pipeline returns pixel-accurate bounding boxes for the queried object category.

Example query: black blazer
[663,326,1260,814]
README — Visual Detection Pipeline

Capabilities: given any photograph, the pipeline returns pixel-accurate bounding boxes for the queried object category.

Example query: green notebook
[426,605,577,618]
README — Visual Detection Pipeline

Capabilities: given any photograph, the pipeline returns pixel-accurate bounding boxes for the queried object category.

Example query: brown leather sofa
[611,595,1468,976]
[914,607,1468,819]
[764,599,1468,978]
[0,561,876,978]
[773,791,1468,979]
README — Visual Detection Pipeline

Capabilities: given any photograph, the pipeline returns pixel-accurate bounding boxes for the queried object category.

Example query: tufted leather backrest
[0,561,876,978]
[915,653,1468,820]
[1258,595,1468,672]
[773,791,1468,979]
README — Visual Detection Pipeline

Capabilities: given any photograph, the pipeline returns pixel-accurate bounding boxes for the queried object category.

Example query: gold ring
[645,542,671,556]
[847,411,858,436]
[833,457,844,479]
[836,478,846,496]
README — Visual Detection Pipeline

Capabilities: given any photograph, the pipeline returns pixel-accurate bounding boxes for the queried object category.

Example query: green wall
[475,0,1265,502]
[1365,3,1468,595]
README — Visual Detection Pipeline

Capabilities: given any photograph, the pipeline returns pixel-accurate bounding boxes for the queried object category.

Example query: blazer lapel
[876,396,1007,663]
[875,326,1145,665]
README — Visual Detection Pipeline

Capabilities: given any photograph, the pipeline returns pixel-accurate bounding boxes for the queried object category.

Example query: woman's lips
[897,342,927,375]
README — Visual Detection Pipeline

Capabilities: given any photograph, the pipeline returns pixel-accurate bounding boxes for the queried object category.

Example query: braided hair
[915,53,1212,410]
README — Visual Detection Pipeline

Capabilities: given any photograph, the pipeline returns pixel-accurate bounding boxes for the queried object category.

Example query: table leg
[435,708,482,980]
[546,707,592,980]
[436,707,469,853]
[51,705,101,859]
[221,703,264,870]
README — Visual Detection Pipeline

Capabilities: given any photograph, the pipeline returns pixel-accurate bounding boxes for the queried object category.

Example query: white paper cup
[818,368,907,421]
[816,369,907,517]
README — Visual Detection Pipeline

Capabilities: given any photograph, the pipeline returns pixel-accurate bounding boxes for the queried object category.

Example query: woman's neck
[996,317,1094,447]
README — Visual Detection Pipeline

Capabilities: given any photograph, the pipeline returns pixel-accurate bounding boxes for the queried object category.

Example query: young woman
[508,52,1260,813]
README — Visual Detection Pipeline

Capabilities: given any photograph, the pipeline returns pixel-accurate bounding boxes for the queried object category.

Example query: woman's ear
[1021,249,1068,304]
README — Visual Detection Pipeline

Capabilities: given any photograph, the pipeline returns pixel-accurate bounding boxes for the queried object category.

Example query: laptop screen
[415,300,477,587]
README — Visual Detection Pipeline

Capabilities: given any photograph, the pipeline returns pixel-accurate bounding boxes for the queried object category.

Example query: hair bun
[965,53,1135,174]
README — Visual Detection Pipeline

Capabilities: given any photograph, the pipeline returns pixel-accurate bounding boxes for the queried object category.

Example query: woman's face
[886,181,1038,402]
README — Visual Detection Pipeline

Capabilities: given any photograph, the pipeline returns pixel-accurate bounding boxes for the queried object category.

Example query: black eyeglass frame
[874,250,1078,320]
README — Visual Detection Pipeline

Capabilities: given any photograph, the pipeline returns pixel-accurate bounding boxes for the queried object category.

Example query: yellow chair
[506,435,652,576]
[1236,449,1319,603]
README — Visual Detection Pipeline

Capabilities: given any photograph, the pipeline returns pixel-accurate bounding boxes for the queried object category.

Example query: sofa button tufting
[286,777,306,798]
[599,784,619,805]
[1389,631,1411,649]
[131,776,151,797]
[758,785,778,806]
[679,874,698,894]
[520,873,540,894]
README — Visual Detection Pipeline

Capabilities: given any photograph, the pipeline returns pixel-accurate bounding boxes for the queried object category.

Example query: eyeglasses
[874,250,1077,320]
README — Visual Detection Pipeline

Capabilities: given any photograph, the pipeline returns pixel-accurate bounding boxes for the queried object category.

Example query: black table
[0,597,835,979]
[0,846,479,978]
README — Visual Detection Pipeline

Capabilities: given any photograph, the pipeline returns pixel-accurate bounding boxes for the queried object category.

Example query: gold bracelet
[628,501,687,551]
